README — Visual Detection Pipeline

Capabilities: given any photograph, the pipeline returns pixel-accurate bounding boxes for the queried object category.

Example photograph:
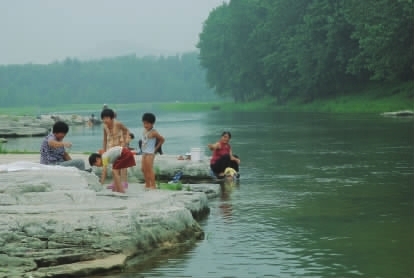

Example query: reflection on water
[6,111,413,277]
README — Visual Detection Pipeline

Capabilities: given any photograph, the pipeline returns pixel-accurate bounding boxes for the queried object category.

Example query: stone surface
[0,154,214,182]
[97,154,214,183]
[0,161,217,278]
[381,110,414,117]
[0,115,51,138]
[0,114,100,138]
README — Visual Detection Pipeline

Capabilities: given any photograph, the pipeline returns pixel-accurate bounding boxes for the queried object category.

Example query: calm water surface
[5,110,414,277]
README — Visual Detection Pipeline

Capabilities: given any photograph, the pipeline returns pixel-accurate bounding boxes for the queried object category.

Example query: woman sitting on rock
[208,131,240,179]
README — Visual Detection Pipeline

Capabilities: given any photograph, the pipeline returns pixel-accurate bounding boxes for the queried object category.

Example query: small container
[190,147,203,161]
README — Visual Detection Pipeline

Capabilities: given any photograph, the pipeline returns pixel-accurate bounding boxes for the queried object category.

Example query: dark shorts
[113,148,136,169]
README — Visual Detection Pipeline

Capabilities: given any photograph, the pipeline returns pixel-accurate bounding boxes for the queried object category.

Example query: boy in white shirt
[89,146,136,193]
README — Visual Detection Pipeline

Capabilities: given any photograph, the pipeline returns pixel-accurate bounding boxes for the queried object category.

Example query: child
[126,132,135,150]
[141,113,165,189]
[101,108,130,188]
[138,138,163,155]
[40,121,86,171]
[89,146,136,193]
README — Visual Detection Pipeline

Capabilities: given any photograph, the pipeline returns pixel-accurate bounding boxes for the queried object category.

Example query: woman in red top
[208,131,240,178]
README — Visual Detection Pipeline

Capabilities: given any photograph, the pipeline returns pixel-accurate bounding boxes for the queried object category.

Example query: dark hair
[101,108,115,120]
[129,132,135,140]
[52,121,69,134]
[222,131,232,139]
[88,153,101,166]
[142,113,156,124]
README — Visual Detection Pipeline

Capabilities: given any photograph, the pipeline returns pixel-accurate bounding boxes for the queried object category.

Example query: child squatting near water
[88,146,136,193]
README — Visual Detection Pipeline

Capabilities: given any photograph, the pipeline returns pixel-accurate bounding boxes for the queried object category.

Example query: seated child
[89,146,136,193]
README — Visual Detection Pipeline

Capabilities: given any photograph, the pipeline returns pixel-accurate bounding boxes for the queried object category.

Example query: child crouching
[89,146,136,193]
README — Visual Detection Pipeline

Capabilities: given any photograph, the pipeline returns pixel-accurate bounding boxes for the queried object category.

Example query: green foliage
[197,0,414,103]
[0,52,217,108]
[157,182,183,191]
[0,143,37,154]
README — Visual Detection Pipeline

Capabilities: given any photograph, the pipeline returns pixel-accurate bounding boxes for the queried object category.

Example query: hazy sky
[0,0,224,65]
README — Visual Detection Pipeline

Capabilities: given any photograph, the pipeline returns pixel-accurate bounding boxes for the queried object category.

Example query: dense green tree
[343,0,414,81]
[197,0,413,103]
[0,52,216,107]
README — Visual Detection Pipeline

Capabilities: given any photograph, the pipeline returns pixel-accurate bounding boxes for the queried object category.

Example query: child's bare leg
[112,169,125,193]
[149,168,156,189]
[141,157,149,188]
[145,154,156,189]
[142,154,154,189]
[121,168,128,183]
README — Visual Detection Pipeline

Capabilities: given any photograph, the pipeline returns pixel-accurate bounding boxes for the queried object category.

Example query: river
[4,110,414,277]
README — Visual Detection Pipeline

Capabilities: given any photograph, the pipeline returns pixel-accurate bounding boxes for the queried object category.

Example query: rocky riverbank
[0,153,214,183]
[0,114,100,138]
[0,160,220,278]
[381,110,414,117]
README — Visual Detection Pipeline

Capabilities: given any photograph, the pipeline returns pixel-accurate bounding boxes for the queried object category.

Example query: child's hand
[63,142,72,148]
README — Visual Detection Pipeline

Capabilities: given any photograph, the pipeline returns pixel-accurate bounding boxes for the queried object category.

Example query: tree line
[197,0,413,103]
[0,52,216,107]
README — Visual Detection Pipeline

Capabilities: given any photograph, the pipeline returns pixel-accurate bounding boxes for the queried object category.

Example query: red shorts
[112,147,136,170]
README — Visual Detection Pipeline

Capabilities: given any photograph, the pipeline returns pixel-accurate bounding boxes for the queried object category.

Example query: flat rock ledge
[0,162,220,278]
[381,110,414,117]
[0,114,98,138]
[96,154,214,183]
[0,154,214,183]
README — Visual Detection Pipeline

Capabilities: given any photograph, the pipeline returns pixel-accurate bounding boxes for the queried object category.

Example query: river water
[5,110,414,277]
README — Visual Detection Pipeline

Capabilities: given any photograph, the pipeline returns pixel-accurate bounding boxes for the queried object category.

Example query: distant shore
[0,81,412,115]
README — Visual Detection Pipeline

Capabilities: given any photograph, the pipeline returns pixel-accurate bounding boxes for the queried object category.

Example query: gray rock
[94,154,214,183]
[381,110,414,117]
[0,113,100,138]
[0,162,213,278]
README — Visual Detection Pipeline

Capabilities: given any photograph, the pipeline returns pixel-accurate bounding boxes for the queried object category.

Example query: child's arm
[100,167,107,184]
[102,128,107,151]
[48,139,72,149]
[63,152,71,161]
[152,131,165,152]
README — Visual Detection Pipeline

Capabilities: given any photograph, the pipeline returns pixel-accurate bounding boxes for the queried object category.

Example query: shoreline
[0,155,219,278]
[0,82,412,115]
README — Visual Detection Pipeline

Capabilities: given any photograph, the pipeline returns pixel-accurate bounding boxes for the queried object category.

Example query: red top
[210,141,231,164]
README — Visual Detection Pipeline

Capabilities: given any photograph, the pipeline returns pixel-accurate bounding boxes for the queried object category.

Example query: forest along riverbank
[0,154,220,278]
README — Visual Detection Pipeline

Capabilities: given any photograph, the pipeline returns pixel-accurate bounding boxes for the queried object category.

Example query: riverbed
[3,110,413,277]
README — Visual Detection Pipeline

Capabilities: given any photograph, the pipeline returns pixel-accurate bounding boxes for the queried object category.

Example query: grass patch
[223,81,413,113]
[0,142,37,154]
[0,144,37,154]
